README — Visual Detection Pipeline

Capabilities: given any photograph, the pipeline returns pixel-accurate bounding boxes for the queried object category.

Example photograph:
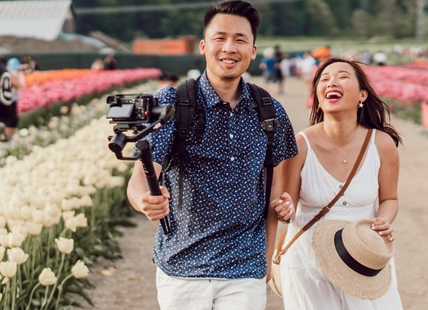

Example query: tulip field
[0,62,426,309]
[364,62,428,125]
[0,68,160,309]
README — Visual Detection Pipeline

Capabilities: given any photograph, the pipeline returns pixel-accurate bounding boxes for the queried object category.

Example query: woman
[272,57,403,309]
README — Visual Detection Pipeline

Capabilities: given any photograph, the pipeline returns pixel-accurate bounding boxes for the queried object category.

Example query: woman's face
[316,62,367,114]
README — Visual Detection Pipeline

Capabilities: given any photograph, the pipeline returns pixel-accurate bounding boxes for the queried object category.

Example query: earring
[358,101,364,108]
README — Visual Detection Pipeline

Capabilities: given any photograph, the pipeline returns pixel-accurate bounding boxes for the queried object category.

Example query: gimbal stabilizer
[106,93,174,235]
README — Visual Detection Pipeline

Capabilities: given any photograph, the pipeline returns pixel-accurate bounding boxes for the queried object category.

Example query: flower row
[364,65,428,105]
[18,68,162,114]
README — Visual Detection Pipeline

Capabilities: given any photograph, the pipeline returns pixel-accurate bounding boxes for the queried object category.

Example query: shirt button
[339,184,343,188]
[342,201,347,205]
[230,134,234,139]
[231,157,235,161]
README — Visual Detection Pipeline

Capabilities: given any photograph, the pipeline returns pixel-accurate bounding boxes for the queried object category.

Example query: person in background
[157,72,180,91]
[279,53,291,94]
[20,55,40,74]
[259,46,277,91]
[0,57,25,141]
[104,54,117,70]
[306,46,332,109]
[372,50,388,66]
[274,45,284,94]
[126,1,297,309]
[91,58,104,71]
[272,57,403,309]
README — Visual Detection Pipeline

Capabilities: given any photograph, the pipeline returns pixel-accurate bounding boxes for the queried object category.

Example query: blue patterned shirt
[150,72,297,279]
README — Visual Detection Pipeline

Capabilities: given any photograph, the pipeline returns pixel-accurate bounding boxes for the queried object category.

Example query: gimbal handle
[136,140,171,235]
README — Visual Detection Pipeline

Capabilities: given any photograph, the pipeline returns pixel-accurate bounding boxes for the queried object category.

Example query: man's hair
[203,0,260,43]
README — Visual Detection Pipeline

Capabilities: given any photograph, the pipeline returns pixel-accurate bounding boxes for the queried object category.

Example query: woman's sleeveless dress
[280,129,403,310]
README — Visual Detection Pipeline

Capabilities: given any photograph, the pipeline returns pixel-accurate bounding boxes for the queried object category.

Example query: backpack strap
[175,79,204,210]
[247,83,279,219]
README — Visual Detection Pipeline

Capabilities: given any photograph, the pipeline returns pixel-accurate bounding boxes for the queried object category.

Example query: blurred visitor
[259,46,276,91]
[158,72,180,90]
[373,51,387,66]
[274,45,284,94]
[104,54,117,70]
[0,57,25,141]
[306,46,332,109]
[279,54,291,94]
[187,58,204,79]
[91,58,104,71]
[20,55,40,74]
[299,52,316,86]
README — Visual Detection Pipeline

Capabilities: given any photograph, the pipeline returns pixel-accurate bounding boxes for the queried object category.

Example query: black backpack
[173,79,279,219]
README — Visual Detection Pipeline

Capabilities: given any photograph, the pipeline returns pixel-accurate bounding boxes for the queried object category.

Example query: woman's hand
[371,216,394,241]
[271,192,295,223]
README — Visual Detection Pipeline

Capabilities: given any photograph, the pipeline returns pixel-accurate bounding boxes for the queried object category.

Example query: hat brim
[312,220,392,300]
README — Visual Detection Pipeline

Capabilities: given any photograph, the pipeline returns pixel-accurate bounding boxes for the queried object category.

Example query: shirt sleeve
[149,86,177,166]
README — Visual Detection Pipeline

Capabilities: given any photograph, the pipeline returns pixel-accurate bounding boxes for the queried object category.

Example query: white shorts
[156,268,267,310]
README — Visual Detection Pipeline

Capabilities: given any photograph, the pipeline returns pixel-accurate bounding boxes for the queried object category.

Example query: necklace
[323,128,357,164]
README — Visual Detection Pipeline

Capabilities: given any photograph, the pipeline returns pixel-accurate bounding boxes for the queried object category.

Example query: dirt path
[71,76,428,310]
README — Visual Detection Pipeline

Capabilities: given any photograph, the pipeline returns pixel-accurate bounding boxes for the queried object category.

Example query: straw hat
[312,219,394,300]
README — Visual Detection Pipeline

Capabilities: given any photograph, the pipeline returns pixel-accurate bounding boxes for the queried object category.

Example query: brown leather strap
[273,129,373,264]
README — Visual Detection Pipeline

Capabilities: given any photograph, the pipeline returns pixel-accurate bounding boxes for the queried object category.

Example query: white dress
[280,129,403,310]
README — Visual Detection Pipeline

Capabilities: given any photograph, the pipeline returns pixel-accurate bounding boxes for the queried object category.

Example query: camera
[106,93,160,124]
[106,92,174,159]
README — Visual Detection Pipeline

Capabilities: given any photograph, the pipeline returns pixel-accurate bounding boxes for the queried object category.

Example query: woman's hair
[309,57,402,146]
[203,0,260,43]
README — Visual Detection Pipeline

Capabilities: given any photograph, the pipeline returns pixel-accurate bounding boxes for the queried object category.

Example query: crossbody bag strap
[273,128,373,264]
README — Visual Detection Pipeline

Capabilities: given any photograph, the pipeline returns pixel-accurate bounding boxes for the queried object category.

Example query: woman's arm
[372,130,400,241]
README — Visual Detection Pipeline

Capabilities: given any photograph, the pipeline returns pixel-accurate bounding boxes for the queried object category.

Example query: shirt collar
[198,71,253,109]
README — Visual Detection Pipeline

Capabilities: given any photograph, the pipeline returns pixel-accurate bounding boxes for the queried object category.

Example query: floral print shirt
[149,71,297,279]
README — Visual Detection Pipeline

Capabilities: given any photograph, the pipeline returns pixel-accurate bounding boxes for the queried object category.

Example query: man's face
[200,13,257,82]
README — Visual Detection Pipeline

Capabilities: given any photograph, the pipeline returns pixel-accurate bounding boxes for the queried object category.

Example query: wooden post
[422,102,428,128]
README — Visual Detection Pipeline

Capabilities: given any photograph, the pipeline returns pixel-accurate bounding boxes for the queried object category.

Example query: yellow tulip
[55,237,74,254]
[38,268,57,286]
[71,260,89,278]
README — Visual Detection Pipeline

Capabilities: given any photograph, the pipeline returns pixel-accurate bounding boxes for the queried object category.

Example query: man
[127,1,297,309]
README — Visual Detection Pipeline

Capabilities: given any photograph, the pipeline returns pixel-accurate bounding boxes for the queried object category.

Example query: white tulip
[26,222,43,236]
[43,213,61,228]
[0,246,5,261]
[32,210,46,224]
[55,237,74,254]
[0,232,26,248]
[38,268,57,286]
[0,261,17,278]
[79,195,93,208]
[0,216,6,228]
[71,260,89,278]
[62,211,75,222]
[7,248,29,265]
[20,205,33,221]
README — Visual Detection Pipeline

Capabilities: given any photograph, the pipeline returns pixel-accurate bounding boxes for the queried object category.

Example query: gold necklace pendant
[343,159,348,164]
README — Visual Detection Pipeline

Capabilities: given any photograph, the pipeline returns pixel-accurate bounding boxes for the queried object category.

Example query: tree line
[70,0,421,42]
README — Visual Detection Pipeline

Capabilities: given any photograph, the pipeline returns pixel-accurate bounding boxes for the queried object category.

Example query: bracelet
[278,216,293,224]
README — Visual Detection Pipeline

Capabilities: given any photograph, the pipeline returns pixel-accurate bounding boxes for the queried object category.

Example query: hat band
[334,229,383,277]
